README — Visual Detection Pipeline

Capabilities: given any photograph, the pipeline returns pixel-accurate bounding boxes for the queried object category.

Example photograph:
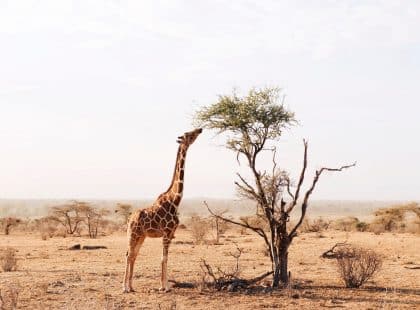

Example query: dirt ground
[0,229,419,309]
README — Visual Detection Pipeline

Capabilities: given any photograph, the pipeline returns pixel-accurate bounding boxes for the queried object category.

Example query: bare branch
[235,173,259,200]
[286,139,308,214]
[204,201,272,260]
[289,162,356,238]
[285,177,295,201]
[321,242,349,259]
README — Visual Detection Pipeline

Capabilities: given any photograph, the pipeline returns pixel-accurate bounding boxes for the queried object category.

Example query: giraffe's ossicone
[123,128,202,293]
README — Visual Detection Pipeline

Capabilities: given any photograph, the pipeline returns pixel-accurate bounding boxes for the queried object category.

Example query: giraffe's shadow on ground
[168,280,420,307]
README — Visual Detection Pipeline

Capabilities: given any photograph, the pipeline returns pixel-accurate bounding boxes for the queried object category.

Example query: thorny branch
[289,161,356,239]
[200,243,273,291]
[204,201,273,261]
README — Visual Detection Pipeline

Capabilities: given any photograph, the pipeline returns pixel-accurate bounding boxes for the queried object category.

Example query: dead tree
[205,141,355,287]
[195,87,355,287]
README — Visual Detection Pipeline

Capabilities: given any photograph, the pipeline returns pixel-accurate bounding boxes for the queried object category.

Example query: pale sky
[0,1,419,201]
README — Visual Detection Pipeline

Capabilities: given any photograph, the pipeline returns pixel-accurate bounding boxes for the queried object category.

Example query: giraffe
[123,128,202,293]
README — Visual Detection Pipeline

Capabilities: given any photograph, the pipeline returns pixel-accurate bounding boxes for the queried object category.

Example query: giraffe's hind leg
[123,234,145,293]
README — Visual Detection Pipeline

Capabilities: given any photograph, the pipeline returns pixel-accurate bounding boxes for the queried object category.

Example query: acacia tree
[115,203,133,226]
[79,203,110,238]
[49,201,85,235]
[195,87,355,288]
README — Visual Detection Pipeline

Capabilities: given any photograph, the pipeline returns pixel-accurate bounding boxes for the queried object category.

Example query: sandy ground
[0,229,419,309]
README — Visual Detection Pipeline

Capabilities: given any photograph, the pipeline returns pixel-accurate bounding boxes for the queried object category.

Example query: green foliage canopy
[194,87,296,157]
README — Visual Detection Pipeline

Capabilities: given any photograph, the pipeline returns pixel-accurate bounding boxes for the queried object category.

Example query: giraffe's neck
[165,144,188,204]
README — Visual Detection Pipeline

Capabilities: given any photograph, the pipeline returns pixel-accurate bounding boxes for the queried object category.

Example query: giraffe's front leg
[159,237,171,292]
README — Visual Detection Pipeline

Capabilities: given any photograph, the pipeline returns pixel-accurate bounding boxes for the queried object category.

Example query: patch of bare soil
[1,230,419,309]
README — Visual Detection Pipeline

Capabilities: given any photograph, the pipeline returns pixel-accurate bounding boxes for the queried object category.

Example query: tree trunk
[271,243,281,288]
[272,259,281,288]
[5,224,10,235]
[272,238,290,287]
[279,246,289,285]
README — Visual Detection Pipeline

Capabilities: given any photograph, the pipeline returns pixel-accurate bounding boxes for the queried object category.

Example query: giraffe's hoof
[158,287,171,293]
[123,288,135,293]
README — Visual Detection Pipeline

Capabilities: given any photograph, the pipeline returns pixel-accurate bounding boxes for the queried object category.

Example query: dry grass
[331,217,360,232]
[300,217,330,233]
[0,283,20,309]
[0,247,18,272]
[0,229,419,309]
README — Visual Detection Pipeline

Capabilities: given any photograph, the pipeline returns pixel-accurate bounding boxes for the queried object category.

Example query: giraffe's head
[177,128,202,147]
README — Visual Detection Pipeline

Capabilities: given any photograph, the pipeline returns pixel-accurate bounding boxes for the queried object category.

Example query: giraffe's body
[123,128,202,293]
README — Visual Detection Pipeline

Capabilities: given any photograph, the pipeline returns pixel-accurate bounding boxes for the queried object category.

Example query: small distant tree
[79,204,110,238]
[115,203,133,226]
[49,201,85,235]
[195,87,355,287]
[209,209,229,243]
[1,217,21,235]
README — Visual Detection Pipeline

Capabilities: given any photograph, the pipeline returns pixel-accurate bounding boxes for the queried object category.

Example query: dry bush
[35,216,58,240]
[0,284,20,309]
[200,244,272,291]
[1,247,18,272]
[300,217,330,233]
[331,217,360,232]
[335,245,382,288]
[371,203,420,233]
[200,245,243,291]
[100,219,120,236]
[0,217,21,235]
[405,220,420,234]
[368,223,385,235]
[372,207,405,232]
[188,214,211,244]
[355,221,369,232]
[54,226,68,238]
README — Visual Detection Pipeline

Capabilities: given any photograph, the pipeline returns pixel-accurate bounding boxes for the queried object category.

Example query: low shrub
[1,247,18,272]
[300,217,330,233]
[355,221,369,232]
[331,217,360,232]
[188,215,211,244]
[0,283,20,309]
[335,245,382,288]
